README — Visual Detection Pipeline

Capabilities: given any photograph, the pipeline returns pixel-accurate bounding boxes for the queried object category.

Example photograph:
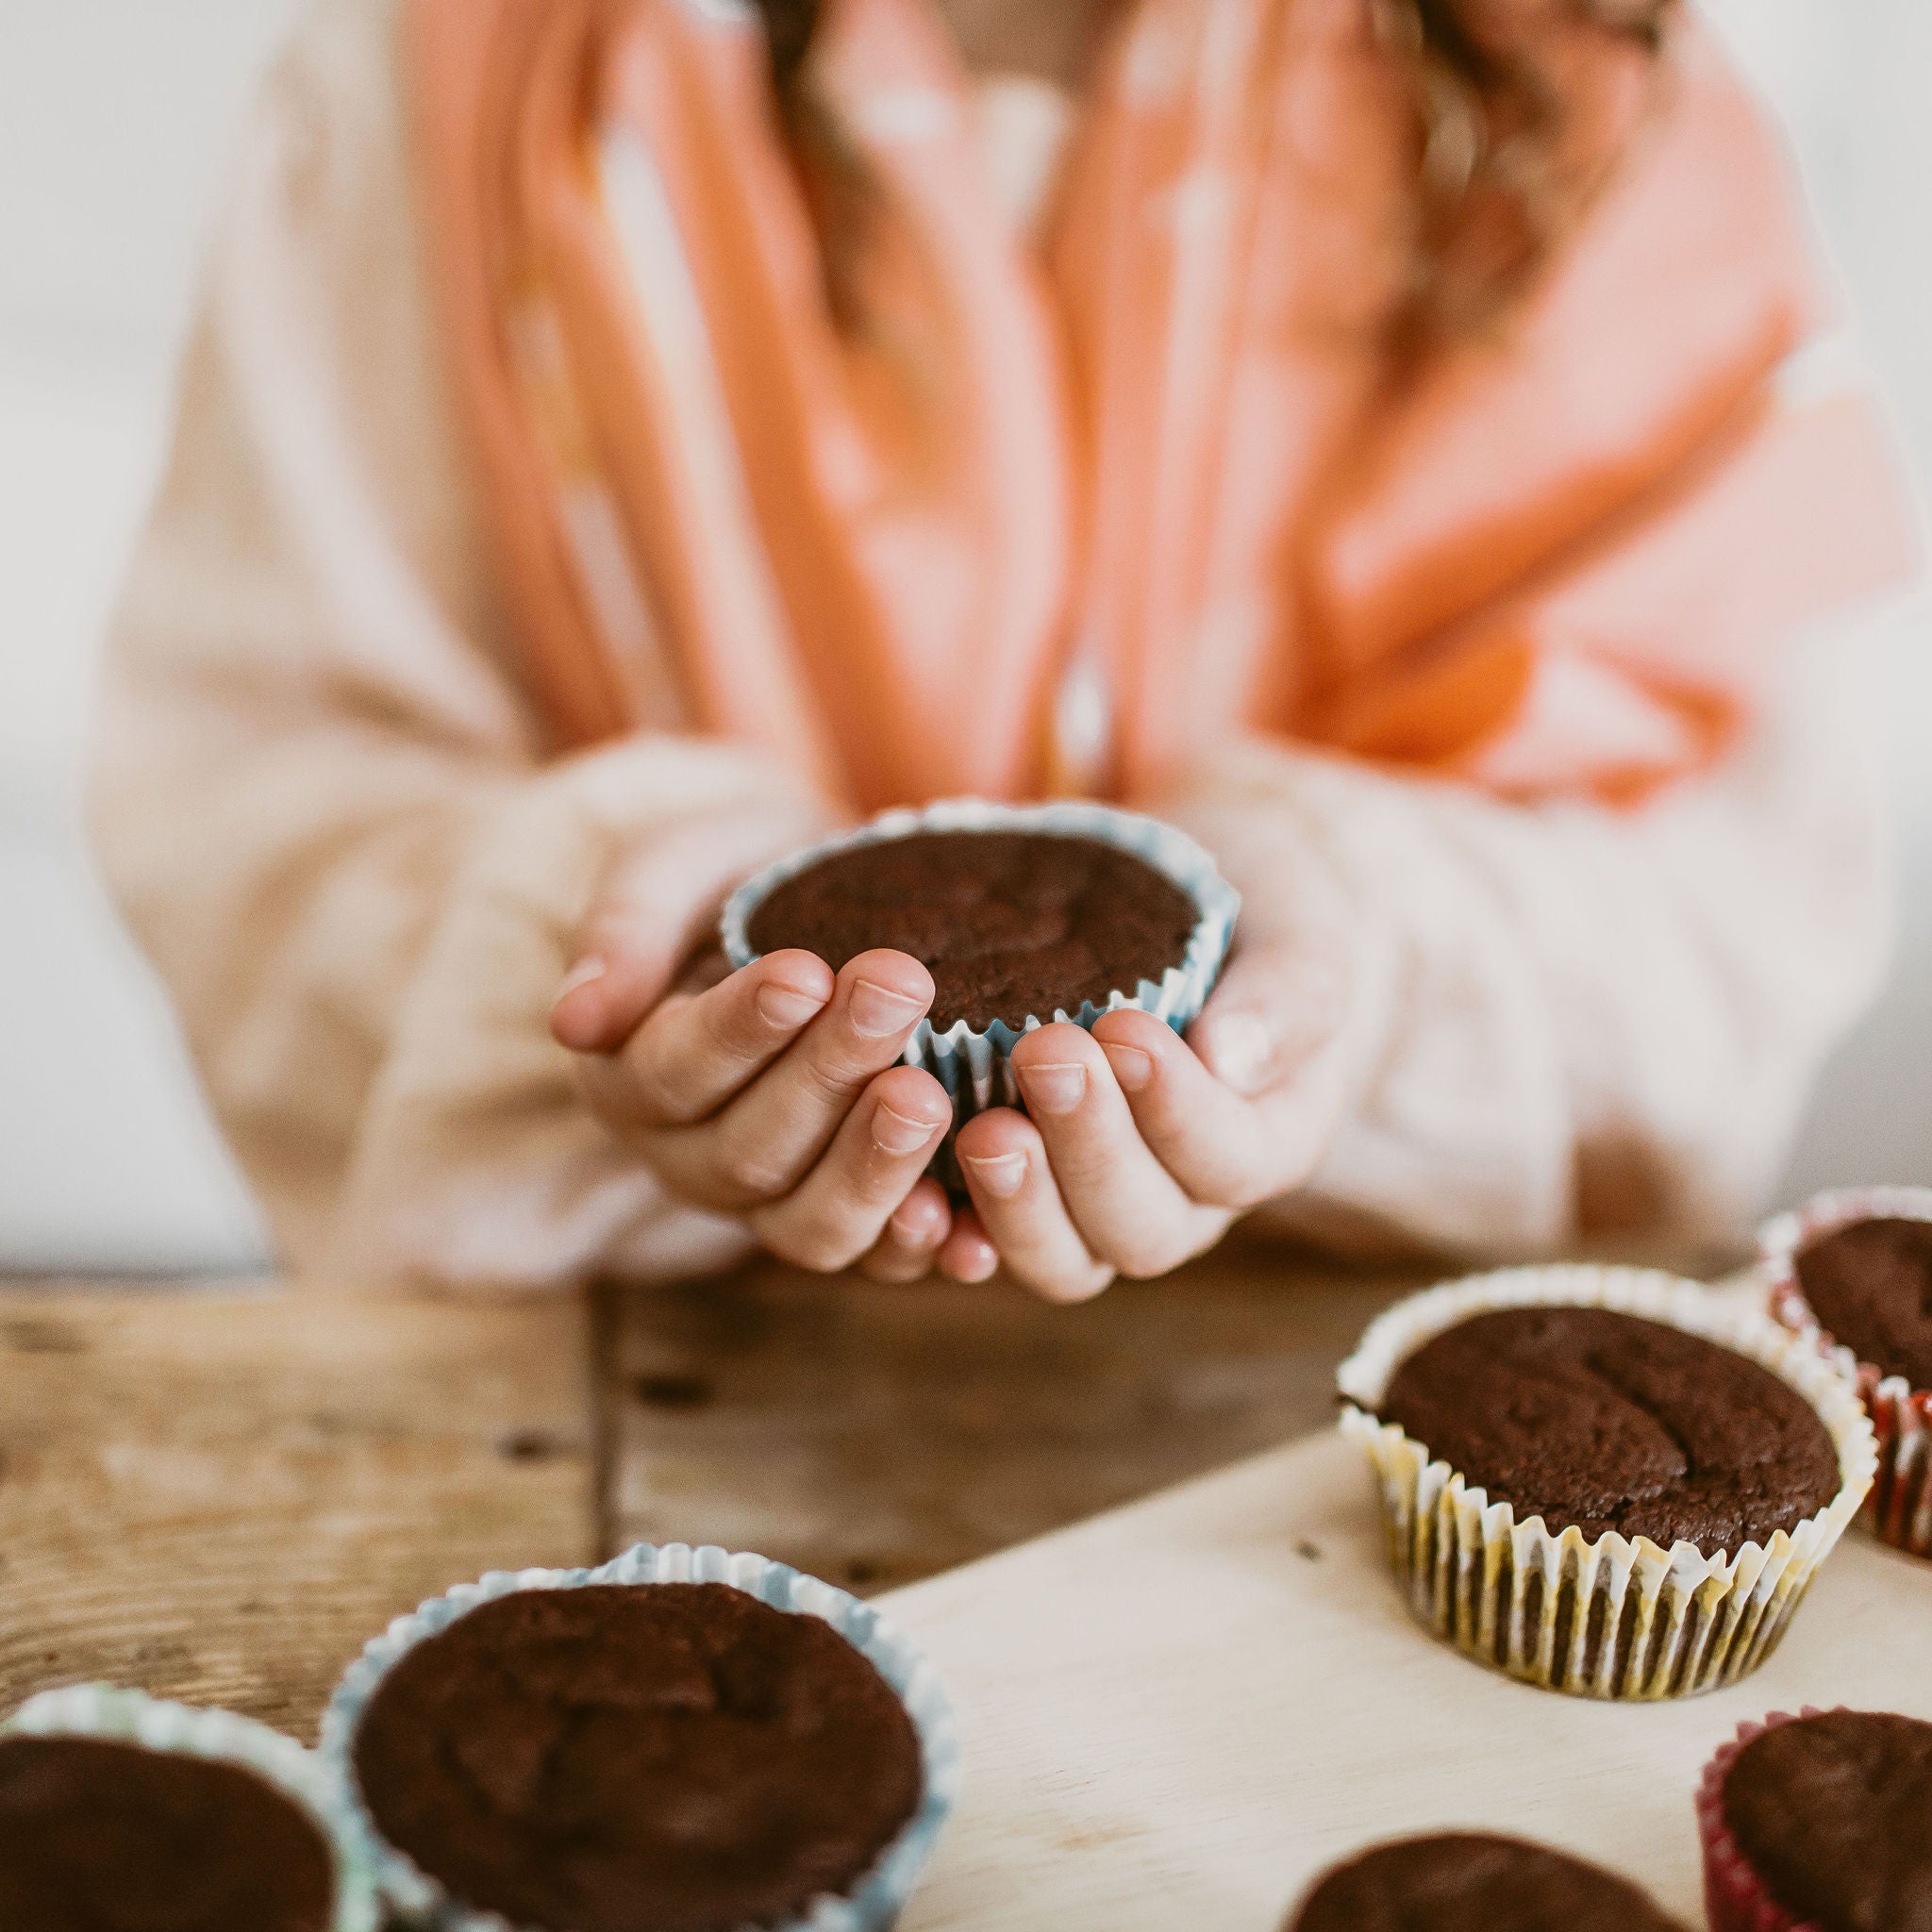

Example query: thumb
[1188,928,1356,1097]
[552,800,828,1052]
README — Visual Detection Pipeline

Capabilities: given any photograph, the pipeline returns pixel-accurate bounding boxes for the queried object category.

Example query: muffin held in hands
[1288,1832,1688,1932]
[1697,1707,1932,1932]
[1763,1186,1932,1556]
[1339,1267,1875,1699]
[723,799,1238,1139]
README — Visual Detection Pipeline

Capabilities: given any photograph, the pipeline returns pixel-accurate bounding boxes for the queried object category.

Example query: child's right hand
[549,803,987,1283]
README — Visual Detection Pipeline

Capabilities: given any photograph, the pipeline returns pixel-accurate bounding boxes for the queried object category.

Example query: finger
[643,950,936,1209]
[1091,1007,1280,1208]
[1187,933,1351,1096]
[751,1067,954,1273]
[586,950,834,1130]
[1008,1024,1221,1277]
[938,1206,999,1284]
[954,1109,1113,1304]
[552,800,827,1052]
[1097,991,1357,1209]
[858,1176,954,1284]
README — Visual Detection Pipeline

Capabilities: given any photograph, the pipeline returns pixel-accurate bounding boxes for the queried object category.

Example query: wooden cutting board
[884,1426,1932,1928]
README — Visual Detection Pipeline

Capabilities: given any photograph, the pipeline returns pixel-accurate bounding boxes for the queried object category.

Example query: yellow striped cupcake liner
[1338,1266,1875,1701]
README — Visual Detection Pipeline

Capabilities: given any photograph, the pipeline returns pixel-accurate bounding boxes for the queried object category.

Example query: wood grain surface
[887,1427,1932,1929]
[0,1244,1423,1744]
[605,1240,1427,1592]
[11,1253,1889,1927]
[0,1283,592,1739]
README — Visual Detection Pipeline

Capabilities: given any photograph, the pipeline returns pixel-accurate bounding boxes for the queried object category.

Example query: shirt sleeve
[1175,623,1894,1259]
[88,0,768,1289]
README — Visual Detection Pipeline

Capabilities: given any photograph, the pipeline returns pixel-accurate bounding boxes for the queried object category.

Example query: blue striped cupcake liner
[320,1541,958,1931]
[2,1683,380,1930]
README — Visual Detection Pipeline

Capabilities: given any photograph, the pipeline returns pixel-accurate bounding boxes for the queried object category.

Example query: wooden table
[0,1239,1429,1740]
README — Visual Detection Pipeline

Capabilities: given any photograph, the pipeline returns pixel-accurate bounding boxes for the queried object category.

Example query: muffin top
[744,830,1198,1032]
[1289,1832,1686,1931]
[1377,1306,1841,1555]
[352,1581,923,1932]
[1723,1709,1932,1932]
[1795,1217,1932,1390]
[0,1733,335,1932]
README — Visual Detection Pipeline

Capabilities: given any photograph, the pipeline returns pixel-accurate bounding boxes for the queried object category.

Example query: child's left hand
[938,804,1370,1300]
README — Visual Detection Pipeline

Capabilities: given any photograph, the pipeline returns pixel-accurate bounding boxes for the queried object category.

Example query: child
[92,0,1917,1297]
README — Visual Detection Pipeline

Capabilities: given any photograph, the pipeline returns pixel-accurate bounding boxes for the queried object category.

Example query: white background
[0,0,1925,1272]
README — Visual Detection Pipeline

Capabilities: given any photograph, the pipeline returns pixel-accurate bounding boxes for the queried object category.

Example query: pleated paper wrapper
[2,1683,381,1931]
[1694,1708,1833,1932]
[321,1541,958,1932]
[1760,1186,1932,1557]
[1338,1266,1875,1702]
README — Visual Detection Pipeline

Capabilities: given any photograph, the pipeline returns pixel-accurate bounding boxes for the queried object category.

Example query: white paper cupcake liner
[321,1542,958,1932]
[1759,1186,1932,1557]
[1,1683,380,1931]
[721,798,1240,1140]
[1337,1266,1876,1701]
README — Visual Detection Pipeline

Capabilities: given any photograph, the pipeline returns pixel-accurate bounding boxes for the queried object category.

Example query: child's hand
[550,804,974,1282]
[949,802,1369,1301]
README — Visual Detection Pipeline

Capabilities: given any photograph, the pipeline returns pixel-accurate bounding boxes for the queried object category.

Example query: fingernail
[1016,1060,1087,1116]
[1099,1041,1153,1092]
[848,976,926,1039]
[1201,1011,1272,1094]
[757,980,830,1030]
[554,955,607,1006]
[550,956,608,1045]
[946,1237,1000,1283]
[961,1150,1027,1200]
[890,1195,941,1244]
[873,1099,941,1158]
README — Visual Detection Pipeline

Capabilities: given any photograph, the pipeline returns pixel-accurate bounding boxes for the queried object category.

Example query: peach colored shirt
[91,0,1919,1289]
[415,0,1911,808]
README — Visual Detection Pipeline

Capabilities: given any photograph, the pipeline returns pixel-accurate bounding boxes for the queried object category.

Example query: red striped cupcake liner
[1760,1188,1932,1557]
[1695,1709,1830,1932]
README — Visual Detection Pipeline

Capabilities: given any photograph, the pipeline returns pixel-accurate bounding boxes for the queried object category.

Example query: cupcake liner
[1337,1266,1876,1701]
[321,1541,958,1932]
[721,798,1240,1141]
[1,1683,380,1931]
[1695,1708,1832,1932]
[1759,1187,1932,1557]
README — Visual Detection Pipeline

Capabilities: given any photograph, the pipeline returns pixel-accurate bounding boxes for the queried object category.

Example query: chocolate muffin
[0,1733,336,1932]
[351,1581,923,1932]
[1378,1306,1841,1554]
[1794,1217,1932,1391]
[744,829,1199,1033]
[1289,1832,1687,1932]
[1711,1709,1932,1932]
